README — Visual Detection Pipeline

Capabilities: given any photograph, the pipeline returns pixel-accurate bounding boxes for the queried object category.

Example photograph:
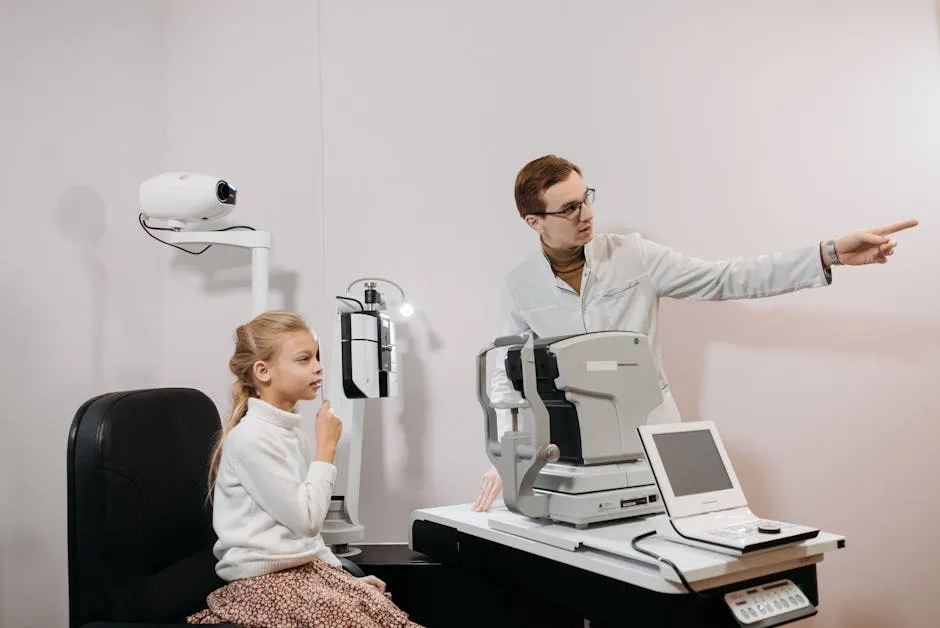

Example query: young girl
[188,310,422,627]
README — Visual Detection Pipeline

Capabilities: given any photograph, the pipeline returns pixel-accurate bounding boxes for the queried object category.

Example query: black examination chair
[66,387,364,628]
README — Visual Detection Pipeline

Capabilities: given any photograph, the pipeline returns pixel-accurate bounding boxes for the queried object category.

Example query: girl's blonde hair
[207,310,312,501]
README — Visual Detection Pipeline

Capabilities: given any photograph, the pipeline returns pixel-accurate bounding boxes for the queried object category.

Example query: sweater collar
[540,236,588,274]
[247,397,301,429]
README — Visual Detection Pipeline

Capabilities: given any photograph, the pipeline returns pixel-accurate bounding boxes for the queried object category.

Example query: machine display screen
[652,430,733,497]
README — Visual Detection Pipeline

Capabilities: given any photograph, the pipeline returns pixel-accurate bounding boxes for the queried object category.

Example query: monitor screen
[652,429,734,497]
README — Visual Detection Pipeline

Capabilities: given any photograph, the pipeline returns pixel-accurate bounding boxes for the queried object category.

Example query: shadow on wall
[659,297,937,417]
[168,241,299,314]
[358,312,440,541]
[658,295,938,505]
[55,186,108,390]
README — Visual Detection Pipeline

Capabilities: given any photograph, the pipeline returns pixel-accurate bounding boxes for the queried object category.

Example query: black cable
[335,296,365,311]
[138,213,210,254]
[631,530,711,599]
[139,218,175,231]
[138,213,257,255]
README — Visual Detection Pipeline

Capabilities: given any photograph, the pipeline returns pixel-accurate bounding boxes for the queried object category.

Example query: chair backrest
[67,387,227,626]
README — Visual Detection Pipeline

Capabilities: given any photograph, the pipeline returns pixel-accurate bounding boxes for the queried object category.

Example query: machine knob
[758,522,782,534]
[541,444,560,463]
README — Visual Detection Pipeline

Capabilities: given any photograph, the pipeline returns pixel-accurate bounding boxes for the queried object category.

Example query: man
[473,154,918,512]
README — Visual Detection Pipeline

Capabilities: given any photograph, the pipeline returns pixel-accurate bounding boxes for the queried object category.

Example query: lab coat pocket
[601,278,641,299]
[596,278,646,330]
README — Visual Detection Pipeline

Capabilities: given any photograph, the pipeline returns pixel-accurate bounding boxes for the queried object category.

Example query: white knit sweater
[212,397,341,581]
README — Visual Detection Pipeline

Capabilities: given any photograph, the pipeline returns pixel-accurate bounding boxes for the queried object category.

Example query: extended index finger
[871,219,919,236]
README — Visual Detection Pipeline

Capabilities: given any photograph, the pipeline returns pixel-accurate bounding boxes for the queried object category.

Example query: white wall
[319,2,940,627]
[160,0,326,430]
[0,1,166,626]
[0,1,324,625]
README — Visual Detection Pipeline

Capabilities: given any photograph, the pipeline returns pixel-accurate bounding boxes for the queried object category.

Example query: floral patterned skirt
[187,559,422,627]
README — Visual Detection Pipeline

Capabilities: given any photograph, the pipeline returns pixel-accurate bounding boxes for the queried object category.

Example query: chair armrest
[338,556,365,578]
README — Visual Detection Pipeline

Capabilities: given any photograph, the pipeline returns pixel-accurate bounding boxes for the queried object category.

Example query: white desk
[410,502,845,594]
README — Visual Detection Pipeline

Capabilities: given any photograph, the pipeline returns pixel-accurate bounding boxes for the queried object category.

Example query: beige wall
[1,1,938,627]
[319,2,939,627]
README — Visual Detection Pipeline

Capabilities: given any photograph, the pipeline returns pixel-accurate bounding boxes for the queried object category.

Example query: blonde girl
[188,310,421,627]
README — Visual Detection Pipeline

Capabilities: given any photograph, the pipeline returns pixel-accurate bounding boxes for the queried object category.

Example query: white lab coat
[489,232,832,435]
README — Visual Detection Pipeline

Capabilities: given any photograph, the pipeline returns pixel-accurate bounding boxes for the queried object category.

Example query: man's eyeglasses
[530,188,595,219]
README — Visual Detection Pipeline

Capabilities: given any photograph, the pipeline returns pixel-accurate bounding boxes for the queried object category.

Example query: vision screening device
[477,331,668,529]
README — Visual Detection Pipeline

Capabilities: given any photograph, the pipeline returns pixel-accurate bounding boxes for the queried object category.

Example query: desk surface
[410,502,845,594]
